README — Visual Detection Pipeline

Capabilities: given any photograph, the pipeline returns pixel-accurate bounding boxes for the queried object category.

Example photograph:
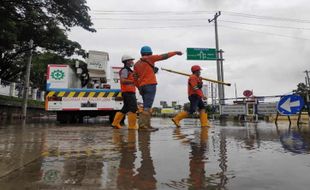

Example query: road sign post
[186,48,217,61]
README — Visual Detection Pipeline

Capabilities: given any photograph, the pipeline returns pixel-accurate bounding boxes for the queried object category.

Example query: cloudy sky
[69,0,310,106]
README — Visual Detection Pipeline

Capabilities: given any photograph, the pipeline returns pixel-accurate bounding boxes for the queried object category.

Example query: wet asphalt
[0,117,309,190]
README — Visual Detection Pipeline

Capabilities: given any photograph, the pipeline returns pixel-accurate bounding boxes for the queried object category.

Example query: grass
[0,94,44,108]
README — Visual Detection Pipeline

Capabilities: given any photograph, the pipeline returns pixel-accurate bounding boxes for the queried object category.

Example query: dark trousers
[121,92,138,114]
[188,94,205,114]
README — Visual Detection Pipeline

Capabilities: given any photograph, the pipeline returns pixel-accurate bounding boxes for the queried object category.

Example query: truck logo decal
[81,101,97,107]
[51,70,65,80]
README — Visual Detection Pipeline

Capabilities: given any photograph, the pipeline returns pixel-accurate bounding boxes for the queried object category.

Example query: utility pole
[209,11,225,105]
[219,49,225,103]
[234,83,238,101]
[304,70,310,118]
[305,70,310,87]
[22,39,33,119]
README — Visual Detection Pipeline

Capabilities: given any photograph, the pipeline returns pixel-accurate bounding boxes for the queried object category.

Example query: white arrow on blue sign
[277,94,304,115]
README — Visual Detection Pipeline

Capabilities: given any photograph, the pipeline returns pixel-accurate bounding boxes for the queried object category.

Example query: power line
[223,11,310,24]
[94,23,310,40]
[90,10,310,38]
[220,20,310,30]
[92,17,209,21]
[95,25,213,30]
[92,17,310,31]
[91,10,214,15]
[90,10,310,23]
[220,25,310,40]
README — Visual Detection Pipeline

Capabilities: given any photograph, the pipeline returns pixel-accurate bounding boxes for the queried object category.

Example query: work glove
[203,96,208,100]
[175,51,183,55]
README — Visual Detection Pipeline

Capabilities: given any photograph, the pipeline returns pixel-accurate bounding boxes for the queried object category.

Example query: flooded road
[0,118,309,189]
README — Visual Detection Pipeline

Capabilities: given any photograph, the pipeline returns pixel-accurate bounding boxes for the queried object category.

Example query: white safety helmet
[121,55,134,63]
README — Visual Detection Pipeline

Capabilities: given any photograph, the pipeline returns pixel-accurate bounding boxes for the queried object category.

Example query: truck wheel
[69,114,77,124]
[56,112,66,124]
[78,115,84,123]
[57,112,78,124]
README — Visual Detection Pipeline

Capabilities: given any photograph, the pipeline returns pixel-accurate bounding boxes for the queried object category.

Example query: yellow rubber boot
[128,112,138,130]
[112,112,125,129]
[172,111,188,127]
[199,111,209,128]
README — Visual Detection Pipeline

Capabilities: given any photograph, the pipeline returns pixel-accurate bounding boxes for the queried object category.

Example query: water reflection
[133,131,157,189]
[113,129,157,190]
[0,125,44,178]
[243,123,261,150]
[114,130,137,189]
[276,124,310,154]
[188,127,209,189]
[1,120,310,189]
[218,131,228,188]
[38,128,111,189]
[172,127,229,189]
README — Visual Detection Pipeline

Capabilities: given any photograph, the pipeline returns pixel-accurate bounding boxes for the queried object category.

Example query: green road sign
[187,48,217,60]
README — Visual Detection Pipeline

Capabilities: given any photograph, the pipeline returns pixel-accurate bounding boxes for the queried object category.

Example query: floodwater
[0,117,309,190]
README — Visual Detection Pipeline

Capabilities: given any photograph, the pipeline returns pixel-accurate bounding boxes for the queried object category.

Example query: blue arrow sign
[277,95,304,115]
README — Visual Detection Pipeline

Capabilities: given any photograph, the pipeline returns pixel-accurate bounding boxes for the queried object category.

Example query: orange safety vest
[188,74,203,97]
[119,67,136,93]
[134,52,178,87]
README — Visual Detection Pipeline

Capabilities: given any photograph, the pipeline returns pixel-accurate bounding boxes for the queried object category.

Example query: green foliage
[293,82,310,112]
[293,83,309,100]
[205,104,217,114]
[0,0,95,81]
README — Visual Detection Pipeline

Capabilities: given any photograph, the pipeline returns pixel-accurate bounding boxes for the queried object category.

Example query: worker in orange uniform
[172,65,209,128]
[134,46,183,131]
[112,55,138,130]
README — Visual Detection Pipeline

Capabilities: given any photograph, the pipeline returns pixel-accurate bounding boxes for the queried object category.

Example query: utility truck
[45,51,123,123]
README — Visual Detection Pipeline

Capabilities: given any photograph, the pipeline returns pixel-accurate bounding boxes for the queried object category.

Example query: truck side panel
[46,89,123,111]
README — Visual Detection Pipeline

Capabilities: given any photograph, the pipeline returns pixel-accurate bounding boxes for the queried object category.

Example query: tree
[293,82,310,115]
[293,82,309,102]
[0,0,95,81]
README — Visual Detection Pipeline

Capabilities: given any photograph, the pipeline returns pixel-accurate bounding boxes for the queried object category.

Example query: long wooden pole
[161,68,231,86]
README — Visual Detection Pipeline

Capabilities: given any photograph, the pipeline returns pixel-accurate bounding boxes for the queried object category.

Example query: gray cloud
[69,0,310,106]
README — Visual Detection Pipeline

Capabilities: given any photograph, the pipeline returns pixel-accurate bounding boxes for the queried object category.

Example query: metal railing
[0,78,45,101]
